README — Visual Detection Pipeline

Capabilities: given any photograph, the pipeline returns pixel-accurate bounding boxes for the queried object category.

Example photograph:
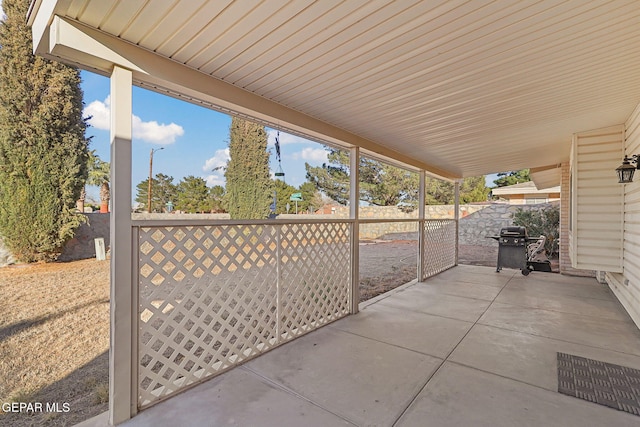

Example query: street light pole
[148,147,164,212]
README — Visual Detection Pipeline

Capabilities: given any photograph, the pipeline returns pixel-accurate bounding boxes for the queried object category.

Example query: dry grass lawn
[0,259,110,427]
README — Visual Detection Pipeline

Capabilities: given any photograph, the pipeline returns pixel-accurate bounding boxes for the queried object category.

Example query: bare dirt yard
[0,240,531,426]
[0,259,110,427]
[357,240,530,300]
[359,240,419,301]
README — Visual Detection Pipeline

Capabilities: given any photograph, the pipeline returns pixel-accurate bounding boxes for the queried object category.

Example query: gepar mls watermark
[2,401,70,414]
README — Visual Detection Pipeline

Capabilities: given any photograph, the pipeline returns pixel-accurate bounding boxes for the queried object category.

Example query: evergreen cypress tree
[224,117,272,219]
[0,0,89,262]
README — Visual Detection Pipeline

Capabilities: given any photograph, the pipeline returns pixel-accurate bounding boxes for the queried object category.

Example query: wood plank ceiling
[41,0,640,178]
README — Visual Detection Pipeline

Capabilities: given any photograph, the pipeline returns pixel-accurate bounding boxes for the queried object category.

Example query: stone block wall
[0,213,111,266]
[58,213,111,261]
[0,203,566,266]
[458,203,558,246]
[335,205,488,220]
[282,203,553,242]
[359,220,419,240]
[283,206,420,239]
[131,213,231,220]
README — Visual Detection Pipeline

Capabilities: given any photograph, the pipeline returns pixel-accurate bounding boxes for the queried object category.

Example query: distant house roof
[491,181,560,196]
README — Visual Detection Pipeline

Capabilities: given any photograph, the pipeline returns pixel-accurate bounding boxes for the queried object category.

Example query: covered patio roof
[27,0,640,179]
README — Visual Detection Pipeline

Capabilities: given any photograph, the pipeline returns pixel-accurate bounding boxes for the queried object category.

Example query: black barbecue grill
[490,226,534,275]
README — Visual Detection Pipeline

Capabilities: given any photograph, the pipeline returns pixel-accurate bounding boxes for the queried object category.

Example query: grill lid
[499,226,527,237]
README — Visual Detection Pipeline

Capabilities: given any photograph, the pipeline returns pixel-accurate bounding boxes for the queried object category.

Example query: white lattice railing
[421,219,457,279]
[134,220,352,408]
[357,218,457,282]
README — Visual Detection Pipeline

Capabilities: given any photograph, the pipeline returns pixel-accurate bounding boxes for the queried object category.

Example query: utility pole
[148,147,164,212]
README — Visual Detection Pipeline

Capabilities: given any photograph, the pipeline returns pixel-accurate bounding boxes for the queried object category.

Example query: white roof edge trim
[491,186,561,195]
[530,164,563,190]
[28,0,71,54]
[26,0,43,25]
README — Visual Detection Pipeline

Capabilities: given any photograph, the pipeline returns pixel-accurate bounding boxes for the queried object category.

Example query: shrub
[513,205,560,255]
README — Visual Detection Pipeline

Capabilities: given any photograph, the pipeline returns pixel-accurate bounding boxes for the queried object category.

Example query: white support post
[454,179,460,266]
[276,225,282,341]
[350,146,360,314]
[418,171,426,281]
[109,66,134,425]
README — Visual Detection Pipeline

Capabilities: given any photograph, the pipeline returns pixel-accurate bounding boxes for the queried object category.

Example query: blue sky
[80,71,330,203]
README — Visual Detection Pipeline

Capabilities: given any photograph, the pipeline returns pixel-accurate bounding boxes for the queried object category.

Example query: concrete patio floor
[82,265,640,426]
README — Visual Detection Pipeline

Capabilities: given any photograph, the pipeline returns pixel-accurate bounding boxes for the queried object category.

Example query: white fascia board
[530,165,562,189]
[45,16,457,180]
[491,185,560,195]
[28,0,71,55]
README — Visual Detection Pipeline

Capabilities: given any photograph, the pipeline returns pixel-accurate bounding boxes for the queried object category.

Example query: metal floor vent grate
[557,352,640,416]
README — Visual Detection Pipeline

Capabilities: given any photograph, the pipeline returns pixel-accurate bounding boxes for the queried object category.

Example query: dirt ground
[0,259,110,427]
[359,240,419,301]
[357,241,532,301]
[0,240,554,426]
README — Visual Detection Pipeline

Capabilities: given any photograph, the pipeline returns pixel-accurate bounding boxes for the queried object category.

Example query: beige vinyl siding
[612,103,640,326]
[568,147,575,263]
[570,125,625,272]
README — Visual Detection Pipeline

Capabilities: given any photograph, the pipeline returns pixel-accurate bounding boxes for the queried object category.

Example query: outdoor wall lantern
[616,155,640,183]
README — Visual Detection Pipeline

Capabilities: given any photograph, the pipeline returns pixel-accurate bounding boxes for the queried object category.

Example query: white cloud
[202,148,230,187]
[267,129,313,147]
[205,174,226,187]
[0,1,5,21]
[290,147,328,163]
[202,148,229,171]
[266,129,328,165]
[132,115,184,145]
[83,96,184,145]
[84,97,110,130]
